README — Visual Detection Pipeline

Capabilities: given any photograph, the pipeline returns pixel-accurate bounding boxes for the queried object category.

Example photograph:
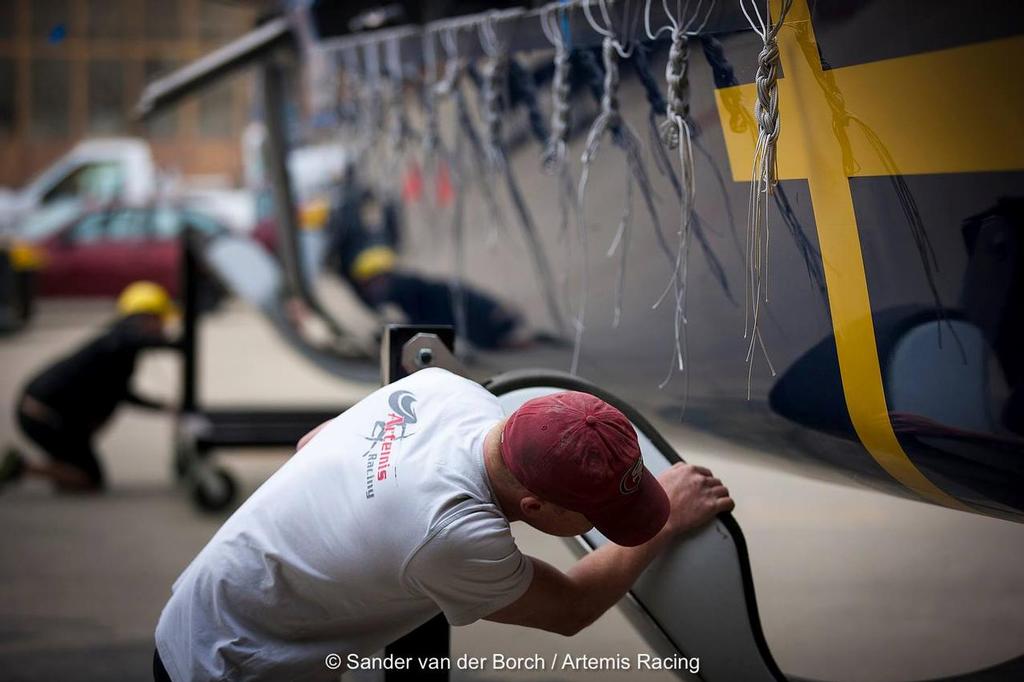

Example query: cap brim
[586,467,669,547]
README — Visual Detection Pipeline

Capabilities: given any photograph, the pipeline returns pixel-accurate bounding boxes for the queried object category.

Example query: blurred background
[1,1,1023,681]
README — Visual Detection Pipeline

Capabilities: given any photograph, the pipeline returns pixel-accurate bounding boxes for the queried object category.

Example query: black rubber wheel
[190,468,237,512]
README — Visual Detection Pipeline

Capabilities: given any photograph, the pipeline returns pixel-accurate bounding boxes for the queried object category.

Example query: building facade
[0,0,257,188]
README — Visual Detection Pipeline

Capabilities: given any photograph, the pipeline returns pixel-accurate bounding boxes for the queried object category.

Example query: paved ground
[1,300,1022,682]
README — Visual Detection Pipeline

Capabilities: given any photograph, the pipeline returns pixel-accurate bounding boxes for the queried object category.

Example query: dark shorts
[17,405,104,488]
[153,648,172,682]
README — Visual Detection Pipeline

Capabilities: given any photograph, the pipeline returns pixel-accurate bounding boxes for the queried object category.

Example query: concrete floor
[1,300,1022,682]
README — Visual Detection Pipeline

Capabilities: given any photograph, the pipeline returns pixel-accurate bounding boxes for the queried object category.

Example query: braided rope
[752,0,792,189]
[660,30,690,150]
[744,0,793,394]
[481,55,506,168]
[543,44,572,171]
[579,37,674,331]
[599,38,621,126]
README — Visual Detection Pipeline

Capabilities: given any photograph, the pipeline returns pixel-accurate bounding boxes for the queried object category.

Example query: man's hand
[487,462,735,637]
[657,463,734,537]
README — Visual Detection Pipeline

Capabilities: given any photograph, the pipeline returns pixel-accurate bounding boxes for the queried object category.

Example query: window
[86,0,128,39]
[32,0,72,42]
[0,2,16,39]
[182,210,222,235]
[106,210,148,241]
[30,59,70,138]
[151,209,183,238]
[144,0,180,40]
[70,214,108,244]
[88,60,124,133]
[199,2,248,42]
[42,162,125,204]
[0,59,15,135]
[20,199,84,242]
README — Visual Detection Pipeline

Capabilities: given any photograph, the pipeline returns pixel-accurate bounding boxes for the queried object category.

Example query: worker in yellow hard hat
[117,280,180,322]
[1,281,180,492]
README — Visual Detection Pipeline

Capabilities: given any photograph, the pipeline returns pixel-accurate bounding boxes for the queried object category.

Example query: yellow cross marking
[714,0,1024,510]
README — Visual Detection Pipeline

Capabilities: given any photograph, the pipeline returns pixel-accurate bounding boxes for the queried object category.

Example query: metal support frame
[260,59,351,342]
[381,324,459,682]
[175,229,352,511]
[136,16,293,118]
[134,1,757,124]
[181,228,201,413]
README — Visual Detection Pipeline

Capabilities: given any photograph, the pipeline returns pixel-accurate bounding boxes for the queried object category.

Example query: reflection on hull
[392,0,1024,520]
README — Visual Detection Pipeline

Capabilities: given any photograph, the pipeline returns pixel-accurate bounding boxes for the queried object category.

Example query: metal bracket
[400,332,465,376]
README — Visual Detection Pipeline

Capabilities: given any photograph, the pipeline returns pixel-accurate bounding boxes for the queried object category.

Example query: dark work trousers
[17,402,104,488]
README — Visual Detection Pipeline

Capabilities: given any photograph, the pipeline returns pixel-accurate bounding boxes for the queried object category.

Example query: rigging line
[542,2,589,372]
[579,37,676,332]
[477,14,568,337]
[741,0,792,395]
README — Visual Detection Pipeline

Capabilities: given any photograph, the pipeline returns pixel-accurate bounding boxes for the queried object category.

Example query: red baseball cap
[500,391,669,547]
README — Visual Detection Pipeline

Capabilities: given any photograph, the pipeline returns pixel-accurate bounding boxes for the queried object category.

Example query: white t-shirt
[155,368,533,681]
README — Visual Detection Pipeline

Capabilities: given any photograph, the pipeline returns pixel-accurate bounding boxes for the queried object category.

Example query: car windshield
[41,161,124,204]
[181,210,224,235]
[18,198,84,242]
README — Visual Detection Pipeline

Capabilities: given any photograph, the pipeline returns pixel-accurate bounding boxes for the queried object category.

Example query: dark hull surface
[393,0,1024,521]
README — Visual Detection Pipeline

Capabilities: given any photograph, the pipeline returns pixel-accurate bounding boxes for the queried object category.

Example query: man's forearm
[562,530,671,634]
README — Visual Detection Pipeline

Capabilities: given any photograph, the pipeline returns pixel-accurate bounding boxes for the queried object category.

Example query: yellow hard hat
[117,281,178,321]
[300,198,330,231]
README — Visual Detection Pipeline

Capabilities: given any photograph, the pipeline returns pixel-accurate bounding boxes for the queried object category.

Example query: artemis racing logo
[362,390,418,498]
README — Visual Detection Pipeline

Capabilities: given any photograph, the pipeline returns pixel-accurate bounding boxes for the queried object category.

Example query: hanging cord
[431,25,472,351]
[420,28,452,233]
[421,31,442,163]
[541,3,573,172]
[632,43,682,198]
[361,39,390,191]
[632,40,736,306]
[652,23,695,388]
[339,45,364,138]
[700,33,826,307]
[541,1,587,373]
[383,35,415,200]
[477,10,569,338]
[741,0,793,396]
[640,0,715,389]
[433,24,509,249]
[480,54,508,169]
[579,36,676,330]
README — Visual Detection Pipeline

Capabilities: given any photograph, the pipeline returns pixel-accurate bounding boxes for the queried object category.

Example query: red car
[34,206,275,298]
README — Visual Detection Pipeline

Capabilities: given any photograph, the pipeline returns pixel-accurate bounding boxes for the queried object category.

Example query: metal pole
[381,324,456,682]
[260,60,307,307]
[180,228,199,413]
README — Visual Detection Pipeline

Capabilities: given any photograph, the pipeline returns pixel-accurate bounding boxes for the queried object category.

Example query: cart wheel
[190,468,237,512]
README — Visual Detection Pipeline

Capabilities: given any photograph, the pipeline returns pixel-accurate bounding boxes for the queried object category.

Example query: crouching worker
[153,367,734,681]
[327,184,524,350]
[0,281,180,492]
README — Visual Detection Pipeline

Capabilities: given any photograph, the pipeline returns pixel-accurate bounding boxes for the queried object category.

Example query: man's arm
[485,463,734,636]
[297,420,332,450]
